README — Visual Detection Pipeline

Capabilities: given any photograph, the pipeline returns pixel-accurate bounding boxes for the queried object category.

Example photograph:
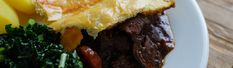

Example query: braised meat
[119,14,174,68]
[80,14,174,68]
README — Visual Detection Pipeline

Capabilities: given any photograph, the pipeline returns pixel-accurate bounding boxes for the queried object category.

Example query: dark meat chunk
[94,28,143,68]
[120,14,174,68]
[80,14,175,68]
[133,36,163,68]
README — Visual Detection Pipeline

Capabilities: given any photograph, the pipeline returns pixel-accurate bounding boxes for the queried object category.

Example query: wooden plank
[207,19,233,68]
[198,0,233,30]
[197,0,233,68]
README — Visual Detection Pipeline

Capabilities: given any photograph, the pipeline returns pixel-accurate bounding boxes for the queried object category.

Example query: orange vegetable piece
[61,27,83,52]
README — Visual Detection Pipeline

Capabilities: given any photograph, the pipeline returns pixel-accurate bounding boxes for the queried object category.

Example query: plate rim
[165,0,209,68]
[192,0,209,68]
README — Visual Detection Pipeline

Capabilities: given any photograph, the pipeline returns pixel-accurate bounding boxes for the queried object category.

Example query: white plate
[164,0,209,68]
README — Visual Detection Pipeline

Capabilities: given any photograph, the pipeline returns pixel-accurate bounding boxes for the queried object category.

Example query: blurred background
[197,0,233,68]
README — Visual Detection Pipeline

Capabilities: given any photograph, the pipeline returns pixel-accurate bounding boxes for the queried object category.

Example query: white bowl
[163,0,209,68]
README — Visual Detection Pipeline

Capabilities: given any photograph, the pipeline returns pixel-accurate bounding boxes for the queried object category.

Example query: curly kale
[0,19,83,68]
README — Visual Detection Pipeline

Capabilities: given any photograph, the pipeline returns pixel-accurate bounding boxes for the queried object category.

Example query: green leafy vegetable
[0,19,83,68]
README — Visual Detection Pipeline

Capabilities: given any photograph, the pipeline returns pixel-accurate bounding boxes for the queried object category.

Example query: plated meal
[0,0,176,68]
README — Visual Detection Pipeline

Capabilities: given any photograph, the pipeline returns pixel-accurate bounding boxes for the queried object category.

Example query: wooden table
[197,0,233,68]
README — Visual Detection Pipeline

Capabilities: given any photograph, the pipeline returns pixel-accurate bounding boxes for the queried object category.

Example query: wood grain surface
[197,0,233,68]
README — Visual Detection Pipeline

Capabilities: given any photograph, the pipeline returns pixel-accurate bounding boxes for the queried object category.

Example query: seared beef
[80,14,174,68]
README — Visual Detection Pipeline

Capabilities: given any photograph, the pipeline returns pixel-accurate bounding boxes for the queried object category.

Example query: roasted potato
[0,0,19,34]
